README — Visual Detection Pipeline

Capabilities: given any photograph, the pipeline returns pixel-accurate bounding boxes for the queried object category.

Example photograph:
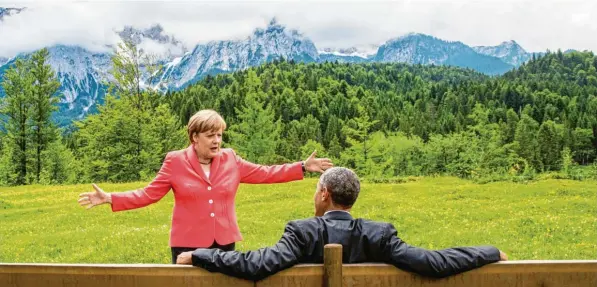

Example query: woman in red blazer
[78,110,333,263]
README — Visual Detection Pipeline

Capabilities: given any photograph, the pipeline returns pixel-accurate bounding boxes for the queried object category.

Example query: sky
[0,0,595,58]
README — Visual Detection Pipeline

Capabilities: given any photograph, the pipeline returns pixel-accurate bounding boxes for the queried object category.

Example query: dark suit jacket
[191,210,501,281]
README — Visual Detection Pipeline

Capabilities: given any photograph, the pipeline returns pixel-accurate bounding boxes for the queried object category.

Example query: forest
[1,43,596,186]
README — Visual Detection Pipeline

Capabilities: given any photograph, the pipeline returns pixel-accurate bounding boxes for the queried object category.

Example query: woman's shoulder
[219,148,237,158]
[219,148,245,163]
[164,147,189,160]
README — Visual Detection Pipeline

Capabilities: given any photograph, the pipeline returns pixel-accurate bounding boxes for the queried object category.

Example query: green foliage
[537,120,562,170]
[561,146,574,175]
[340,105,379,173]
[72,41,185,183]
[0,49,70,185]
[39,132,77,185]
[1,58,34,185]
[161,52,597,181]
[2,50,597,186]
[514,114,541,170]
[227,92,282,164]
[30,49,62,182]
[0,139,17,185]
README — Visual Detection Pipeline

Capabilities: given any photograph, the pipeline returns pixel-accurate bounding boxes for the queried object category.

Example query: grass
[0,177,595,264]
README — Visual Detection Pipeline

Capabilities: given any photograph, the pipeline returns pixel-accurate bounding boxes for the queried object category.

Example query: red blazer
[111,146,304,247]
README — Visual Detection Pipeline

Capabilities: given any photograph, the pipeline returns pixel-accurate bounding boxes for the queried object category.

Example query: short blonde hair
[187,110,227,143]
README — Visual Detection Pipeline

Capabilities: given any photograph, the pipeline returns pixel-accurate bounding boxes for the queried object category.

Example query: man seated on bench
[177,167,507,281]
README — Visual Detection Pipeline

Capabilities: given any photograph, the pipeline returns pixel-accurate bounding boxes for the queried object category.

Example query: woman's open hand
[304,151,334,173]
[78,184,111,209]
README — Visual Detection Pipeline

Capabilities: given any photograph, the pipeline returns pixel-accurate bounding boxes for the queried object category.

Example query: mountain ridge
[0,11,569,126]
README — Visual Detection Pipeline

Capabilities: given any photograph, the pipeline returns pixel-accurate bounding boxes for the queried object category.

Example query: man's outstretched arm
[383,223,506,278]
[178,221,307,281]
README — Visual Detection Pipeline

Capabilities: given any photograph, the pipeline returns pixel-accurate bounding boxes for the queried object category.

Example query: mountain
[472,40,531,66]
[0,7,24,20]
[319,46,377,58]
[46,46,111,124]
[14,45,109,124]
[0,15,562,126]
[0,45,110,125]
[317,53,370,63]
[374,33,514,75]
[117,24,187,61]
[317,46,376,63]
[154,18,318,90]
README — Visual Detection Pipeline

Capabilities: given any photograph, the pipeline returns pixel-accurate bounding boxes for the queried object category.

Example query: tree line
[1,43,596,186]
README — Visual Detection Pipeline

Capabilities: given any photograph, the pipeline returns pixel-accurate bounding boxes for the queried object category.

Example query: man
[177,167,507,281]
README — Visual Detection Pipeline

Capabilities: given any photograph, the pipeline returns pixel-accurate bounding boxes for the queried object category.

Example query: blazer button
[209,199,213,204]
[207,186,212,191]
[210,213,215,217]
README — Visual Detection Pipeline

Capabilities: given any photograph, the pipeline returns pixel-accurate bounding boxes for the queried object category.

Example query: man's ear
[321,187,330,201]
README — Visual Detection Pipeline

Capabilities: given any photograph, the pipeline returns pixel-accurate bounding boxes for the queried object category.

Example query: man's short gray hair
[319,167,360,207]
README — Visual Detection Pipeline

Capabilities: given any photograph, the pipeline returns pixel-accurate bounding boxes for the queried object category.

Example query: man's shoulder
[287,217,321,228]
[283,217,326,233]
[355,218,394,236]
[359,218,393,228]
[286,216,392,230]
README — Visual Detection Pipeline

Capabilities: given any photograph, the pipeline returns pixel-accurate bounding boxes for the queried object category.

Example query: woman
[78,109,333,263]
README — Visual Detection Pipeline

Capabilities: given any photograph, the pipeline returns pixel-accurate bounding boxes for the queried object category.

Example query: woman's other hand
[78,183,111,209]
[304,151,334,173]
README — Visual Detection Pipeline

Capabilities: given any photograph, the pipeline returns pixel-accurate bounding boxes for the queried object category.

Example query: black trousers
[171,241,235,264]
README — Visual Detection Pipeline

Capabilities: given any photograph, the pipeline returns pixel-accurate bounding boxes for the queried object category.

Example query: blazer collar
[185,145,221,184]
[323,210,353,221]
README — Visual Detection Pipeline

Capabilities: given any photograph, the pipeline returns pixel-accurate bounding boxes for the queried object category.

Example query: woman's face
[192,128,223,160]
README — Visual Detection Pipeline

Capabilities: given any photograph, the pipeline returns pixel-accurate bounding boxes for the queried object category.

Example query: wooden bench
[1,244,596,286]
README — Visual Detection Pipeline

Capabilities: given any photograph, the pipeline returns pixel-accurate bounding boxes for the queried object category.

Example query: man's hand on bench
[499,250,508,261]
[177,251,193,265]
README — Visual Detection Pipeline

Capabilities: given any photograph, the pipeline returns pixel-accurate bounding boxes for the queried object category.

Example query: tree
[30,48,61,182]
[589,96,597,157]
[111,40,146,106]
[572,128,595,164]
[227,92,281,164]
[39,132,77,184]
[0,59,34,185]
[74,40,182,182]
[341,105,379,172]
[323,115,343,148]
[0,137,16,185]
[143,104,186,178]
[504,108,519,143]
[111,41,149,172]
[514,114,541,170]
[537,120,561,171]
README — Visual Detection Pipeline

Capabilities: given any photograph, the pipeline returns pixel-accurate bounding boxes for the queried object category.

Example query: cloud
[0,0,596,58]
[137,37,185,60]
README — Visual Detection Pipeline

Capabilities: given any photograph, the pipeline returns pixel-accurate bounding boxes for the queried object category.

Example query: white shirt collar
[324,210,351,216]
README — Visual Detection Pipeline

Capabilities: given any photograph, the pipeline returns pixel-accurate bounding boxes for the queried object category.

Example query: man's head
[314,167,360,216]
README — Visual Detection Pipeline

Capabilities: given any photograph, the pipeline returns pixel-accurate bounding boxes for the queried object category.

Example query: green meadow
[0,177,595,264]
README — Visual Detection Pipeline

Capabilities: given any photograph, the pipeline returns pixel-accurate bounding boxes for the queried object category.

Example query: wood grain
[2,260,596,287]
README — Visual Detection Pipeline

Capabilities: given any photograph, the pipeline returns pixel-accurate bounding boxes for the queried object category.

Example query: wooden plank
[2,261,596,287]
[324,244,342,287]
[340,261,597,287]
[256,265,323,287]
[0,264,253,287]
